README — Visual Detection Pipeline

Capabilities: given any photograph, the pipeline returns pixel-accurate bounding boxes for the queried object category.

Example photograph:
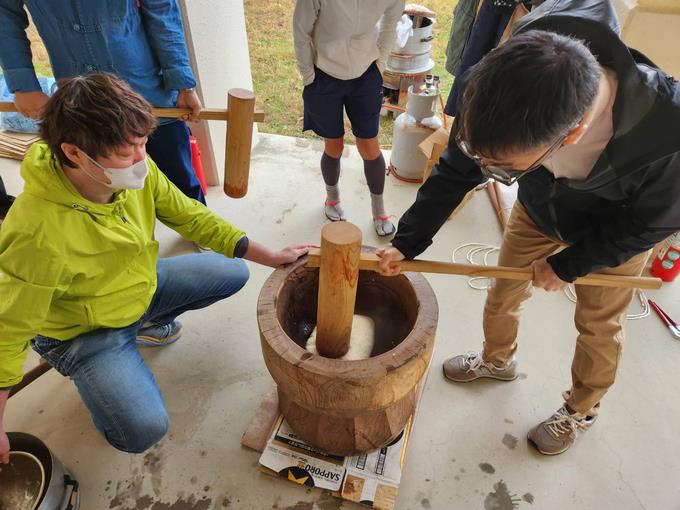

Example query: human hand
[177,88,203,122]
[275,243,312,266]
[0,430,9,464]
[531,257,567,291]
[14,91,49,119]
[376,247,405,276]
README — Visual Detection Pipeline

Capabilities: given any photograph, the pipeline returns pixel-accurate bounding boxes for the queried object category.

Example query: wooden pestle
[315,222,362,358]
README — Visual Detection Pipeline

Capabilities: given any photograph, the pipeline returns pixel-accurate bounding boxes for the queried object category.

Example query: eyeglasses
[455,133,567,186]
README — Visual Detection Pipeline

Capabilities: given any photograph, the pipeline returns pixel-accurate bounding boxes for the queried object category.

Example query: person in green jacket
[0,74,309,460]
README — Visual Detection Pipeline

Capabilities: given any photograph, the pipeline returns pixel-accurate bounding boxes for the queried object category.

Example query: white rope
[452,243,650,320]
[452,243,497,290]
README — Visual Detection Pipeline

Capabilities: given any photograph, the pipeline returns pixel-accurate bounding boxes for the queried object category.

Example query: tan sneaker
[442,351,518,382]
[527,406,596,455]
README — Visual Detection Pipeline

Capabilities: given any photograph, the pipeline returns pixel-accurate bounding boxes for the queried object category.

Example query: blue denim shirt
[0,0,196,108]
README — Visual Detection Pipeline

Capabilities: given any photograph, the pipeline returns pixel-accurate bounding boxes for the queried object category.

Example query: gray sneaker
[137,320,183,347]
[442,351,518,382]
[527,406,596,455]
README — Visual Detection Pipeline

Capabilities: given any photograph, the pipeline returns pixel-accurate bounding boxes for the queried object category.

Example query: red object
[650,233,680,282]
[648,299,680,338]
[189,135,208,194]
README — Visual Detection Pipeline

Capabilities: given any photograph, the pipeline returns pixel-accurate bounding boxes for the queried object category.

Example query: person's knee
[232,258,250,292]
[324,138,344,159]
[110,410,169,454]
[213,257,250,299]
[356,138,381,160]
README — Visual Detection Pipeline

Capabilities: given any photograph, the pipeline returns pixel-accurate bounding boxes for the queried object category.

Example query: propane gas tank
[389,85,442,182]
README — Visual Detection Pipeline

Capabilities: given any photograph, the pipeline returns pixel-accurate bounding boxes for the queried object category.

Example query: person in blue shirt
[0,0,207,206]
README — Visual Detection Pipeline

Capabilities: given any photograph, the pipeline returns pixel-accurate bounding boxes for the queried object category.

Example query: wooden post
[315,222,362,358]
[224,88,255,198]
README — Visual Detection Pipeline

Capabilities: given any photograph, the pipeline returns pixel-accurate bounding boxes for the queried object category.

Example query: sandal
[373,214,396,237]
[324,199,347,221]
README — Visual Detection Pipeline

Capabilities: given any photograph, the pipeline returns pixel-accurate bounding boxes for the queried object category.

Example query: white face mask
[80,151,149,190]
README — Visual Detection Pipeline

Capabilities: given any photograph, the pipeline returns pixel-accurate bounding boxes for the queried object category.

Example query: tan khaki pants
[482,202,650,415]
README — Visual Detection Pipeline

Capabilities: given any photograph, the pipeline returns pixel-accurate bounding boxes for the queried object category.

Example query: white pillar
[179,0,257,186]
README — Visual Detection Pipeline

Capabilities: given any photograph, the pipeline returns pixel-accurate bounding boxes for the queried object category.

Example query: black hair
[460,30,602,159]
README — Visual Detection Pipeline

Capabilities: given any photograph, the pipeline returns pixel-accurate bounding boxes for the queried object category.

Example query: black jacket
[392,0,680,282]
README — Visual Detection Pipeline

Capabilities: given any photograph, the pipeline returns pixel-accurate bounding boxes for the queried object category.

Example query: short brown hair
[40,73,157,168]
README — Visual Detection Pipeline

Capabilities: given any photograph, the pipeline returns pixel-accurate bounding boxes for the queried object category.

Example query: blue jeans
[31,253,249,453]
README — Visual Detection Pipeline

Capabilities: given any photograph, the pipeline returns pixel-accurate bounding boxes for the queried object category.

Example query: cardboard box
[418,126,450,182]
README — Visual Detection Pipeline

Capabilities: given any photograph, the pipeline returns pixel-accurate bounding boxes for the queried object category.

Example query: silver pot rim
[1,451,46,510]
[6,432,80,510]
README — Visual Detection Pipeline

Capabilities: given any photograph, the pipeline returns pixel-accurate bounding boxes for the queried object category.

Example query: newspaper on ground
[259,415,412,510]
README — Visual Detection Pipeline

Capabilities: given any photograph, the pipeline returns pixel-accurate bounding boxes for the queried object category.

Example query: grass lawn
[244,0,455,147]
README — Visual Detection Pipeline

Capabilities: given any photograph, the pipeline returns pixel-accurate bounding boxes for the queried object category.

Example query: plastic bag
[0,75,57,133]
[395,14,413,49]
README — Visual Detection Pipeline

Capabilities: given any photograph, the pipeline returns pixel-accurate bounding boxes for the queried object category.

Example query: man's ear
[562,122,589,147]
[61,143,85,167]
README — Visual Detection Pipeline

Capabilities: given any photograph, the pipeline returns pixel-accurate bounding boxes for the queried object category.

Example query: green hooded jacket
[0,142,246,387]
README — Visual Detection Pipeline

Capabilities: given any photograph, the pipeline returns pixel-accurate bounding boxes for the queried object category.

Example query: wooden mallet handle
[0,101,265,122]
[1,96,265,199]
[306,248,661,290]
[8,360,52,398]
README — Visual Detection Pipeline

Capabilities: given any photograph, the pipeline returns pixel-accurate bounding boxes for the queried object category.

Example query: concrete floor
[2,133,680,510]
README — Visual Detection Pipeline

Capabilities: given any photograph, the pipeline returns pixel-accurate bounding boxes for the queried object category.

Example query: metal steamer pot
[399,15,435,55]
[0,451,44,510]
[386,52,433,74]
[2,433,80,510]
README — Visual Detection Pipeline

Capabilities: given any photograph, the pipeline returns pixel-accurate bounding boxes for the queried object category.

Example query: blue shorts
[303,62,383,139]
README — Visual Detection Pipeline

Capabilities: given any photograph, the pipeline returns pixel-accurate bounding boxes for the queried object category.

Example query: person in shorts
[293,0,405,236]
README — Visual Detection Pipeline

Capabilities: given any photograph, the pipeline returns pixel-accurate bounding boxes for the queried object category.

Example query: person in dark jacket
[377,0,680,455]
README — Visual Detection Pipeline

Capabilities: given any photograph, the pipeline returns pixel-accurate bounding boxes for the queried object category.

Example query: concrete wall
[614,0,680,77]
[179,0,256,186]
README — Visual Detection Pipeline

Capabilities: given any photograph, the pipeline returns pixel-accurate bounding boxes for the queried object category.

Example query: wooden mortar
[258,251,438,455]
